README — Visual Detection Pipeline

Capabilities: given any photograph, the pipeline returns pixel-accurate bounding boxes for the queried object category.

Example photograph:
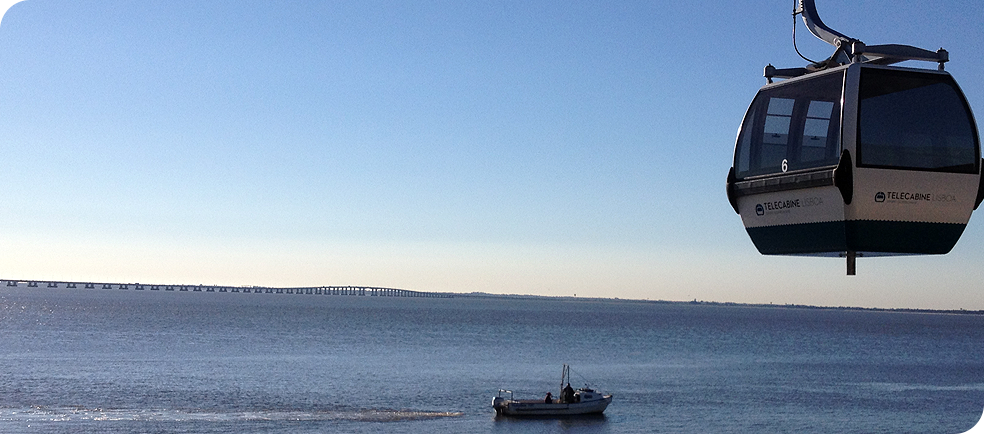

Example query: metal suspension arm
[797,0,852,48]
[794,0,948,70]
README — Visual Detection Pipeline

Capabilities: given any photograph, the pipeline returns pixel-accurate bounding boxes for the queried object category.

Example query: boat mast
[560,364,569,394]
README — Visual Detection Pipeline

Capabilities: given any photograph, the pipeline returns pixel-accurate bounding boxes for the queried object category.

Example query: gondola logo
[876,191,933,203]
[755,199,800,216]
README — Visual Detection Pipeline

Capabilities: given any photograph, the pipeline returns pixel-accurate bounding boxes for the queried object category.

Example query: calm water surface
[0,287,982,433]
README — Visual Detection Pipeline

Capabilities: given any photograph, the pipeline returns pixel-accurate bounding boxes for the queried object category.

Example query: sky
[0,0,982,310]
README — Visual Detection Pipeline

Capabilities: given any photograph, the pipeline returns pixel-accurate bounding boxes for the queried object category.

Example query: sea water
[0,287,982,433]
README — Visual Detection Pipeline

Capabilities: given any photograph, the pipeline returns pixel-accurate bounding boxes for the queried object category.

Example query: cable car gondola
[726,0,983,274]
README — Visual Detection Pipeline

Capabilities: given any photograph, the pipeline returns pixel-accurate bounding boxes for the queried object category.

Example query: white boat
[491,365,613,417]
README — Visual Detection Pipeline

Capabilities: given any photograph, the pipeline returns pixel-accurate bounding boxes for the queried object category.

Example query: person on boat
[544,392,553,403]
[563,383,575,403]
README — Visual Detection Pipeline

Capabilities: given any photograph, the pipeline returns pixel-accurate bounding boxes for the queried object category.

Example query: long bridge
[0,279,453,298]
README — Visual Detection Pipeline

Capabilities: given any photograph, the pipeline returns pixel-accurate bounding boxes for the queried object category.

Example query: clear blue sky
[1,0,982,309]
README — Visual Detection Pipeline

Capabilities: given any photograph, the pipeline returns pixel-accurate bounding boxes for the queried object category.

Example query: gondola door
[841,64,981,255]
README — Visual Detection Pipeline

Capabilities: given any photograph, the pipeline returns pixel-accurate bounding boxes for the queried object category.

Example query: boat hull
[494,396,612,417]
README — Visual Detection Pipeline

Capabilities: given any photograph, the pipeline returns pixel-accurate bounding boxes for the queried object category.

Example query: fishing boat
[491,365,613,417]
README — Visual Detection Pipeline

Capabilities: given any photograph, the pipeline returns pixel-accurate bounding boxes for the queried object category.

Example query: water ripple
[0,406,464,423]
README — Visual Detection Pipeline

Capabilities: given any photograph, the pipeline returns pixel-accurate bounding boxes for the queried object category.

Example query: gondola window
[763,98,794,166]
[858,68,979,173]
[801,101,835,162]
[734,72,844,179]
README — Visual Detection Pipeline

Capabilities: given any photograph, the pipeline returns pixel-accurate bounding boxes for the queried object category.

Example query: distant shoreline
[457,292,984,316]
[3,278,980,315]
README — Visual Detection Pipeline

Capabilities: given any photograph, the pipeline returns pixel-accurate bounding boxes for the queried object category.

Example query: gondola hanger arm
[797,0,853,49]
[793,0,948,71]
